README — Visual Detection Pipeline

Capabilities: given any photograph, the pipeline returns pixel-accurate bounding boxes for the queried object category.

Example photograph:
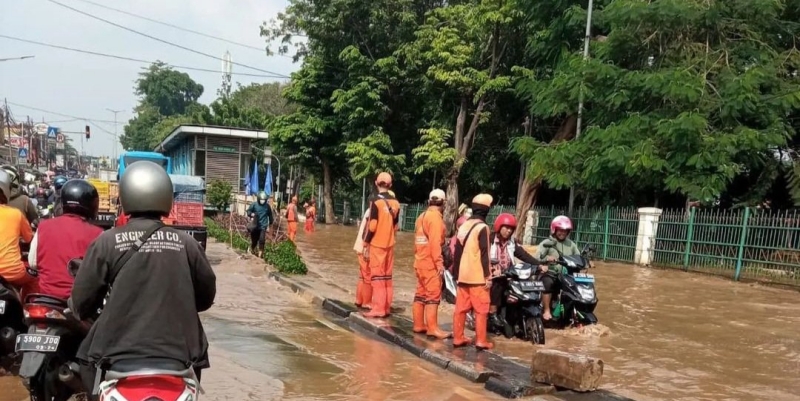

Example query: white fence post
[634,207,663,265]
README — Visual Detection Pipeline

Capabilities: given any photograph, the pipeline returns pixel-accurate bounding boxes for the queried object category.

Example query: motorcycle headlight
[516,269,532,280]
[578,286,595,301]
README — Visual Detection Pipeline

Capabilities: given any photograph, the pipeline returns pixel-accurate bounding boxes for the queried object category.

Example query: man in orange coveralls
[304,199,317,232]
[353,206,371,309]
[452,193,494,349]
[286,196,299,241]
[412,188,451,339]
[362,172,400,318]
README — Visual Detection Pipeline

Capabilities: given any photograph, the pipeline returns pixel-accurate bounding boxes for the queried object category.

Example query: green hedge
[204,217,308,275]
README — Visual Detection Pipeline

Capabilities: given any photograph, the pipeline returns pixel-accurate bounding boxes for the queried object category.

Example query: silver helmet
[0,169,11,201]
[119,161,173,216]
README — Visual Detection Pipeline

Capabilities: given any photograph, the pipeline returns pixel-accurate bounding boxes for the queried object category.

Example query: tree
[120,63,205,151]
[514,0,800,209]
[207,179,233,212]
[402,0,526,229]
[230,82,296,117]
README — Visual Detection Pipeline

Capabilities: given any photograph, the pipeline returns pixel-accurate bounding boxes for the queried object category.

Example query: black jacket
[70,217,216,369]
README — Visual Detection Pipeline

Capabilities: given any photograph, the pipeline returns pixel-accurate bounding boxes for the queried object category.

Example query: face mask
[258,199,266,205]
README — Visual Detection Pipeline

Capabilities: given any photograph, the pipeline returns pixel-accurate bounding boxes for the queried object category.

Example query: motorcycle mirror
[68,258,83,278]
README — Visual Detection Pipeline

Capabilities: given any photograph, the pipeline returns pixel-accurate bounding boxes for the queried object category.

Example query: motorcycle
[97,359,201,401]
[0,242,33,369]
[543,243,599,327]
[18,259,91,401]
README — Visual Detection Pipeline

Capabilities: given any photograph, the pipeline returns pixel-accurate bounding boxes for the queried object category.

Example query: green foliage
[205,217,308,275]
[263,240,308,275]
[207,179,233,212]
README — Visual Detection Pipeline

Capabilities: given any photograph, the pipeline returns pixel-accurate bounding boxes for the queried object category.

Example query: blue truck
[117,151,172,179]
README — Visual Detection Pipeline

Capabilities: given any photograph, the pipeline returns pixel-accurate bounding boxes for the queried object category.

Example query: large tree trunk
[321,159,335,224]
[514,115,578,242]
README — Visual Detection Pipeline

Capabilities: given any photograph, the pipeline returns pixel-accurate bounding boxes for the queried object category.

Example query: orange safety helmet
[375,172,393,188]
[493,213,517,233]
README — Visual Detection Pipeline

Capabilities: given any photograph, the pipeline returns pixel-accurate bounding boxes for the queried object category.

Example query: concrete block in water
[531,349,603,392]
[446,358,496,383]
[420,349,450,369]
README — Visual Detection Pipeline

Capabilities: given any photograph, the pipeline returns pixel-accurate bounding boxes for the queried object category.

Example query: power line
[44,0,290,78]
[70,0,266,52]
[0,34,286,78]
[6,101,122,125]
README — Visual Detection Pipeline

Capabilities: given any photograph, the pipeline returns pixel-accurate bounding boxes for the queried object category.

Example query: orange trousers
[287,221,298,241]
[455,284,490,314]
[367,245,394,316]
[355,253,372,307]
[304,219,315,232]
[414,265,442,305]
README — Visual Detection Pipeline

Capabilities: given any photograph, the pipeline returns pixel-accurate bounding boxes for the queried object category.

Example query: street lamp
[106,108,123,168]
[255,146,281,204]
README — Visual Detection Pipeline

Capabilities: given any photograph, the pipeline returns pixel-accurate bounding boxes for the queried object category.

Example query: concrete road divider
[265,269,630,400]
[531,349,604,392]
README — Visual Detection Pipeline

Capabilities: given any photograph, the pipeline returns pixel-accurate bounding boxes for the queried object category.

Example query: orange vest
[456,219,489,284]
[413,208,445,269]
[365,198,400,248]
[287,204,298,222]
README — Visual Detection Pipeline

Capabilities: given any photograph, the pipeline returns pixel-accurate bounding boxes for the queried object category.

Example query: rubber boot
[362,283,372,310]
[363,282,388,318]
[425,304,451,340]
[452,312,472,347]
[412,302,427,333]
[474,313,494,350]
[355,282,364,308]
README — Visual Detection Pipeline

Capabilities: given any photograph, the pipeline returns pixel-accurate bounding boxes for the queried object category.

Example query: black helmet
[61,180,99,219]
[54,176,68,191]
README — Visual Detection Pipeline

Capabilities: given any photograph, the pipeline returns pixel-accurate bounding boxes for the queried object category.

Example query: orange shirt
[413,207,446,270]
[287,204,298,222]
[0,205,34,278]
[306,206,316,219]
[364,193,400,248]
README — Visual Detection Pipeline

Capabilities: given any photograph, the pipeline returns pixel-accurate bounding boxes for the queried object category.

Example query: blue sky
[1,0,301,158]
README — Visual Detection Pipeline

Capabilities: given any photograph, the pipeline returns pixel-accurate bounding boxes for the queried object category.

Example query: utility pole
[106,109,123,168]
[568,0,594,216]
[4,99,12,163]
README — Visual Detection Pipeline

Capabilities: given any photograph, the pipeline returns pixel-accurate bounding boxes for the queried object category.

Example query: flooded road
[0,240,502,401]
[297,224,800,401]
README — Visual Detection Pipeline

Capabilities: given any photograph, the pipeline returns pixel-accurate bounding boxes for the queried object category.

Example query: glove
[363,245,370,262]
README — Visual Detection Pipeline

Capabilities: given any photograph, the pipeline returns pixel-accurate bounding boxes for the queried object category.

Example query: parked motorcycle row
[444,243,598,345]
[0,243,201,401]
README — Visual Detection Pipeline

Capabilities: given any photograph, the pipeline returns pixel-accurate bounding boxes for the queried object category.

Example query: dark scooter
[1,242,34,371]
[488,263,546,344]
[542,243,599,328]
[18,258,92,401]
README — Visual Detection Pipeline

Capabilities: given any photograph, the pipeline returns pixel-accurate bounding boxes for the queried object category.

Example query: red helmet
[493,213,517,233]
[550,215,573,234]
[456,216,467,228]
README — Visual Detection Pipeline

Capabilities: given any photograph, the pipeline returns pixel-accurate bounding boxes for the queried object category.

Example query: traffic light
[85,125,90,139]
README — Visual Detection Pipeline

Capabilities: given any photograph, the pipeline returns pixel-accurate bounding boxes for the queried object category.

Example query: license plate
[0,300,5,314]
[15,334,60,353]
[519,280,545,291]
[573,273,595,283]
[574,273,594,279]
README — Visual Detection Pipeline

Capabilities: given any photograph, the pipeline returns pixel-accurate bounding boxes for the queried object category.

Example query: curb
[266,270,632,401]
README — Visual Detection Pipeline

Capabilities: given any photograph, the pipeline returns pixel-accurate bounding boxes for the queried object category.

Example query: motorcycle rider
[49,176,68,217]
[487,213,544,327]
[535,215,581,321]
[0,169,36,297]
[69,161,216,398]
[411,189,451,339]
[1,165,39,225]
[247,191,273,257]
[28,180,103,300]
[452,194,494,349]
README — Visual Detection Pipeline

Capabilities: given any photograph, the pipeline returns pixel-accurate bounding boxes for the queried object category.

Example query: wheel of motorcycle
[526,317,546,345]
[30,359,74,401]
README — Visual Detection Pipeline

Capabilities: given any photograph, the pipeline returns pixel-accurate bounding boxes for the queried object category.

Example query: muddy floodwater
[0,240,503,401]
[297,224,800,401]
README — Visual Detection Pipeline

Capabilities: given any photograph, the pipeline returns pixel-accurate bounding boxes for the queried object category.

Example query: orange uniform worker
[286,196,299,241]
[304,199,317,232]
[362,172,400,318]
[353,208,372,309]
[412,189,451,339]
[452,193,494,349]
[0,170,36,298]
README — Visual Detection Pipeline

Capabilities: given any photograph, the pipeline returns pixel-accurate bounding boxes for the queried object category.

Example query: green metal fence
[399,203,516,233]
[653,207,800,286]
[533,206,639,263]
